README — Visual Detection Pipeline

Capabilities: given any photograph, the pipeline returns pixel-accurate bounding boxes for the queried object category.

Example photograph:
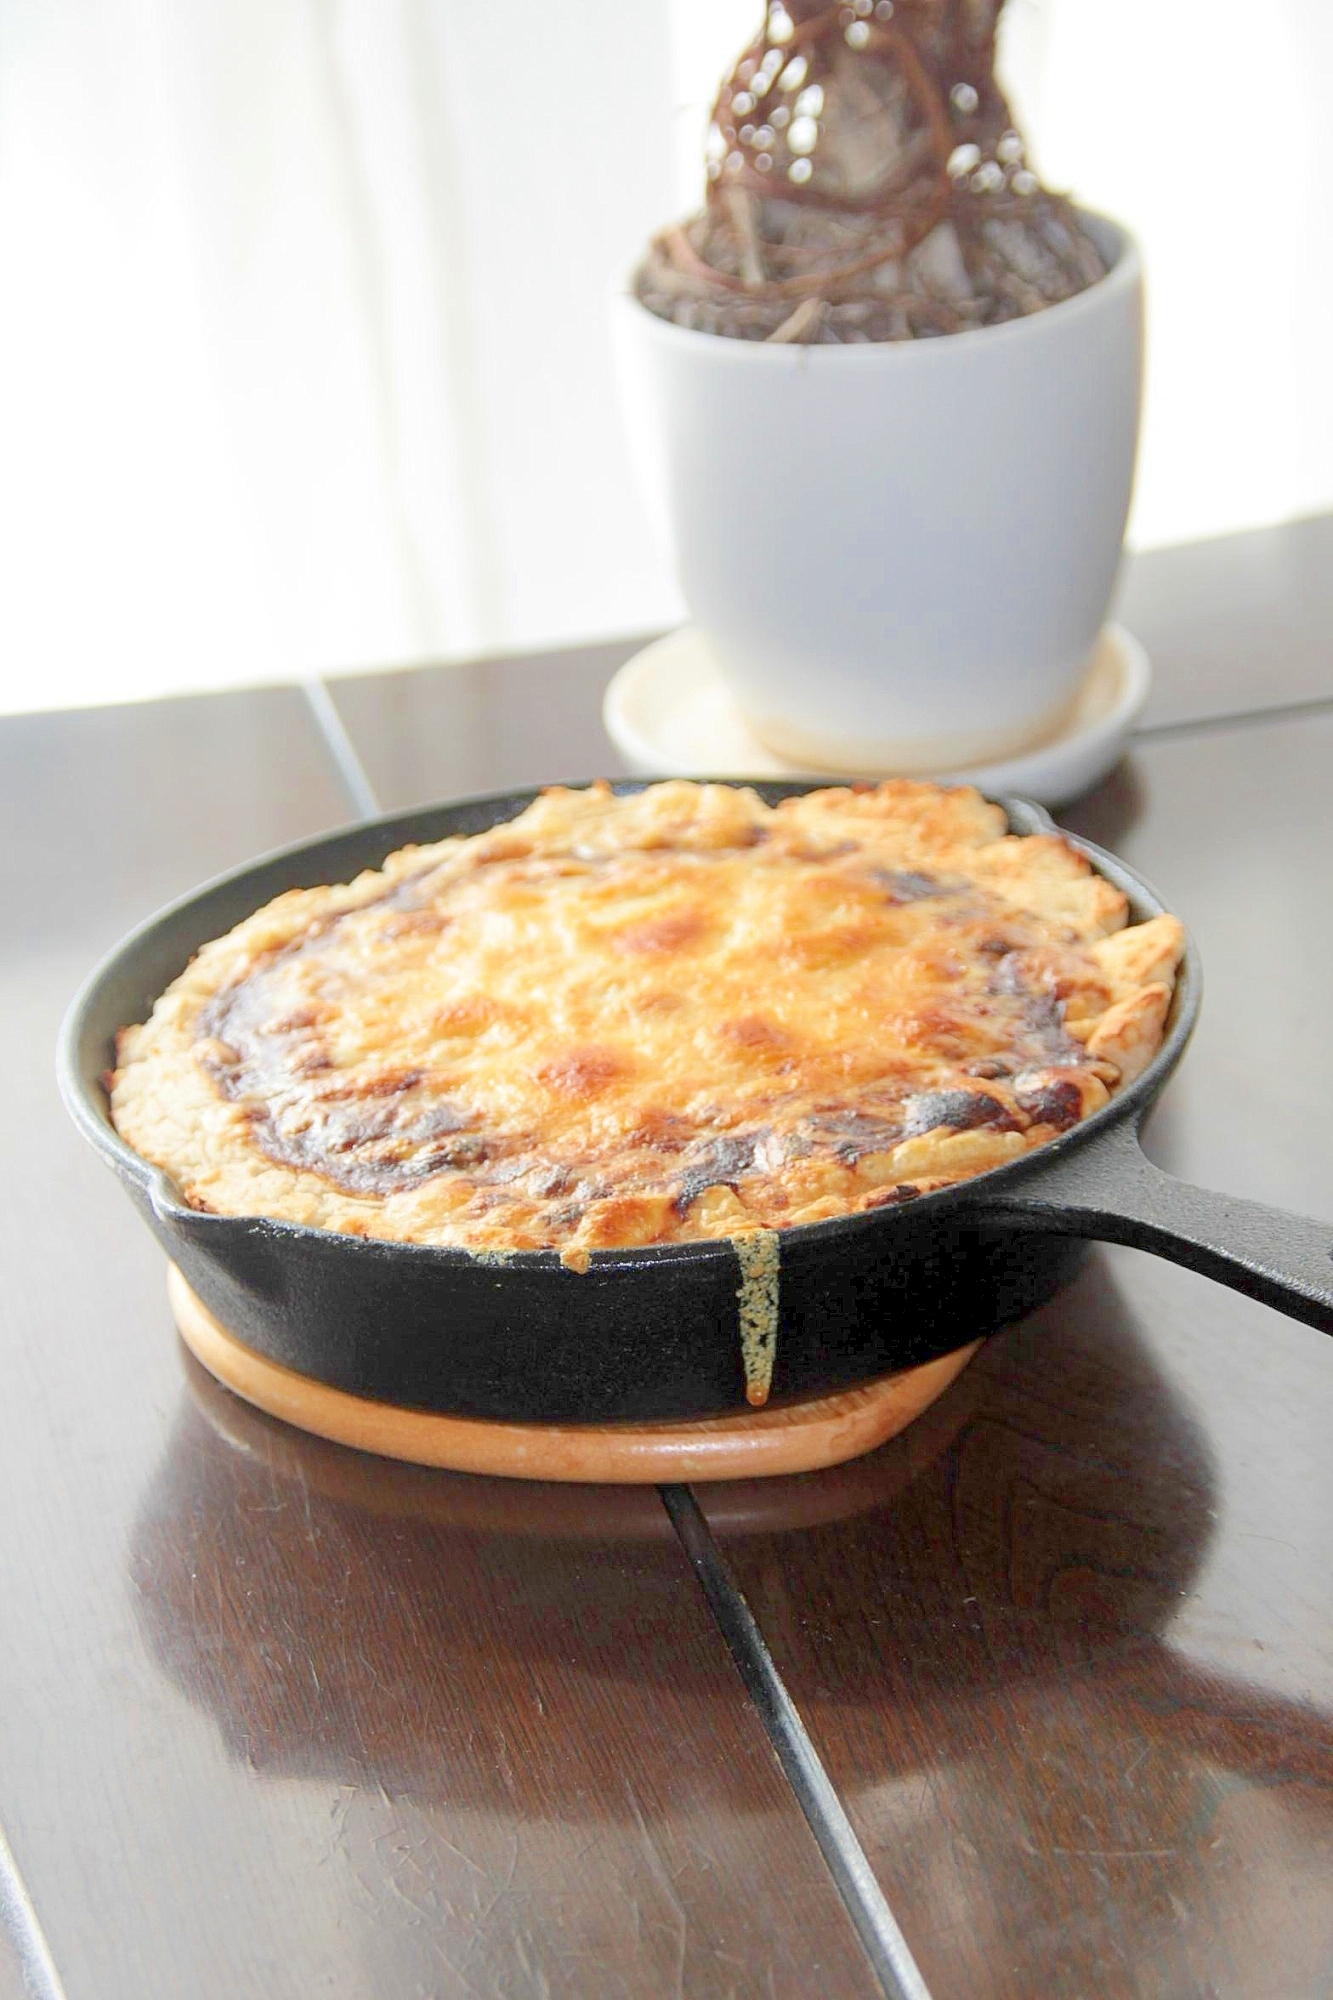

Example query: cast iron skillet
[59,782,1333,1423]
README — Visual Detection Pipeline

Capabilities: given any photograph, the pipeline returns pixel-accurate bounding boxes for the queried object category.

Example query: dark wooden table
[3,514,1332,2000]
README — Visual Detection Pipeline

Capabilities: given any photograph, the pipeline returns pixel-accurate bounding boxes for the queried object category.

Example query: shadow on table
[127,1256,1333,1833]
[1057,753,1148,853]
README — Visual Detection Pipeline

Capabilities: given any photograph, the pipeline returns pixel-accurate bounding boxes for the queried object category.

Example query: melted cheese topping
[111,781,1183,1277]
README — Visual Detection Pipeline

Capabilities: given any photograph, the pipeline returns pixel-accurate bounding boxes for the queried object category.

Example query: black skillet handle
[975,1114,1333,1334]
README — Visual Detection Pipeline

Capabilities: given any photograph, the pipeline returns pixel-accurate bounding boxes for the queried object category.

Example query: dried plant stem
[724,186,767,288]
[766,296,827,343]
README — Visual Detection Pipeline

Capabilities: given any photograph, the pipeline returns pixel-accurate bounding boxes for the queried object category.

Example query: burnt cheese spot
[1014,1075,1084,1130]
[784,922,881,971]
[378,909,451,940]
[537,1046,627,1097]
[433,996,499,1037]
[719,1014,782,1048]
[627,1108,696,1151]
[988,952,1086,1062]
[288,1048,333,1077]
[357,1068,425,1097]
[864,1182,924,1208]
[259,1006,325,1033]
[613,907,709,954]
[674,1135,758,1214]
[715,1014,792,1066]
[866,867,946,902]
[195,1036,240,1068]
[245,1094,491,1194]
[901,1089,1020,1137]
[806,1108,902,1163]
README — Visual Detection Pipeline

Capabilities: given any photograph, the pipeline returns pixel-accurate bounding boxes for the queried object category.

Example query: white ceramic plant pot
[610,214,1142,774]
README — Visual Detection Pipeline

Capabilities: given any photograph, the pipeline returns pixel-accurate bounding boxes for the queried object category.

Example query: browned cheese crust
[110,780,1184,1270]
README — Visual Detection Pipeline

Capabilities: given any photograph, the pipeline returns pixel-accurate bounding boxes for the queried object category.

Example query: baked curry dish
[111,780,1183,1277]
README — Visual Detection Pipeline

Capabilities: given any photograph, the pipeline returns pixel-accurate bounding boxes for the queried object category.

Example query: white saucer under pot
[602,622,1150,809]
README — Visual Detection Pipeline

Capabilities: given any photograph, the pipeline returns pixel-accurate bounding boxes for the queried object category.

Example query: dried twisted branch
[637,0,1107,343]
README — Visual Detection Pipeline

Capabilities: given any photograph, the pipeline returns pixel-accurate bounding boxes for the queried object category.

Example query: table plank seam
[302,679,382,820]
[661,1485,934,2000]
[0,1821,69,2000]
[1133,689,1333,743]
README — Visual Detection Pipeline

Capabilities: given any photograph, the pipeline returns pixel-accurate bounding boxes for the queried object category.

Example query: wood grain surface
[0,691,879,1998]
[5,516,1332,2000]
[699,704,1333,1998]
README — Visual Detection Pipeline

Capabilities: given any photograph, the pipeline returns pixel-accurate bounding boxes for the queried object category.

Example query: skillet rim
[58,778,1200,1270]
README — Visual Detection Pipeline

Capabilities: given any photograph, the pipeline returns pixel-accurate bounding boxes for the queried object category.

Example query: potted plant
[611,0,1142,777]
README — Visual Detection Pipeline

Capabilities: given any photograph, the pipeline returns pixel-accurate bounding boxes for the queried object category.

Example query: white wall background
[1,1,1330,714]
